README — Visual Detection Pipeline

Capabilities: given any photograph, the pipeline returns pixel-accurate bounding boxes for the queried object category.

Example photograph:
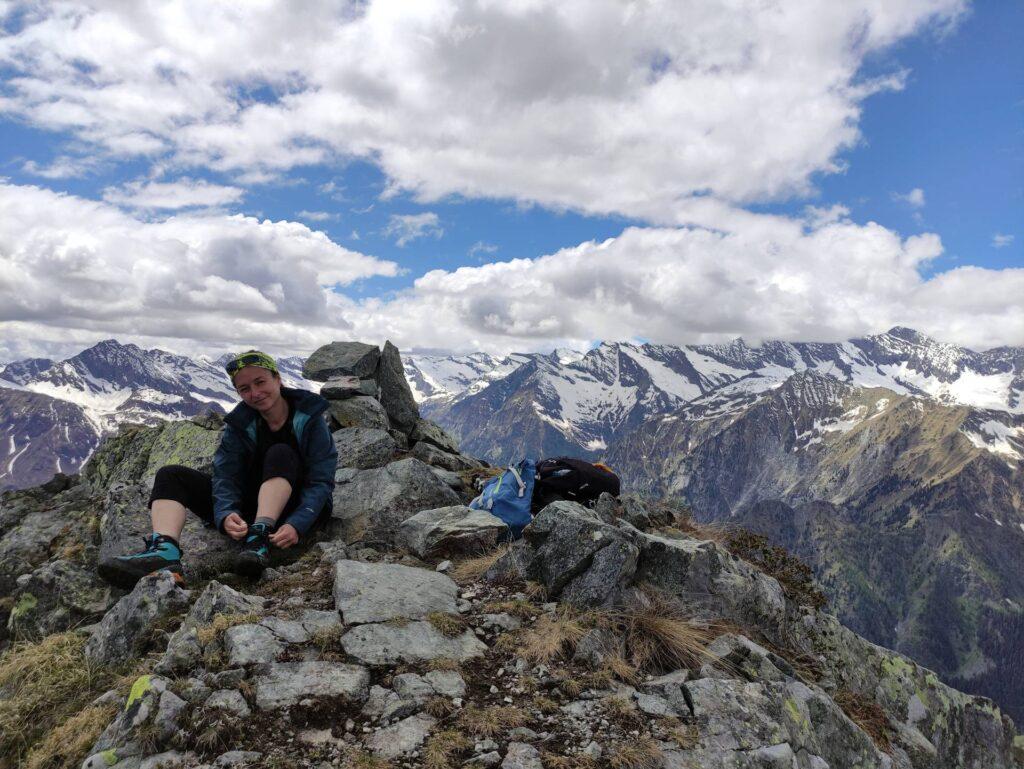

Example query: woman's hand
[223,512,248,541]
[269,523,299,549]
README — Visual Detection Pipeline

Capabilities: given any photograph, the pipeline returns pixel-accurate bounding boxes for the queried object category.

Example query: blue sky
[0,1,1020,359]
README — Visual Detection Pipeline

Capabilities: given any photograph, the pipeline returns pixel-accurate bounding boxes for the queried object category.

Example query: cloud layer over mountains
[2,0,1019,358]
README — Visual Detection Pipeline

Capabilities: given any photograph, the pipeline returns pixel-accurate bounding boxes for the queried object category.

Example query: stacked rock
[303,340,490,545]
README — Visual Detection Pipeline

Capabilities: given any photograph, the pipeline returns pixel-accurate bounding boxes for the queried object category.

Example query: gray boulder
[321,375,378,399]
[397,505,508,558]
[630,529,787,633]
[187,581,266,626]
[411,441,482,472]
[376,340,420,435]
[409,419,461,454]
[342,621,487,665]
[484,540,535,585]
[254,661,370,709]
[224,623,284,666]
[8,558,118,639]
[523,501,638,608]
[85,571,189,666]
[364,713,436,759]
[333,427,396,469]
[502,743,543,769]
[328,395,389,431]
[206,689,251,718]
[333,560,459,623]
[86,675,182,766]
[331,458,461,544]
[303,341,380,381]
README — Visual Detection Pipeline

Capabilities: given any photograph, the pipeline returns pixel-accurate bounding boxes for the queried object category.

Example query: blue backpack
[469,459,536,539]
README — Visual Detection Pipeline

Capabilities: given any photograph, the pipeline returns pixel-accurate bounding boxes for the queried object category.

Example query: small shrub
[723,530,827,610]
[835,689,895,752]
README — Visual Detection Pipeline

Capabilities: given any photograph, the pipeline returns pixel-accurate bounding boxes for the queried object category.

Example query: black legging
[149,443,302,528]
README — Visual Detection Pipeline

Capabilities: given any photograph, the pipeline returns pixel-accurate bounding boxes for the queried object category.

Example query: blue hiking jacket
[212,387,337,535]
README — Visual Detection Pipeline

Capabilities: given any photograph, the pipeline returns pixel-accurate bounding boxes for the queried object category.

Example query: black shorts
[148,443,303,529]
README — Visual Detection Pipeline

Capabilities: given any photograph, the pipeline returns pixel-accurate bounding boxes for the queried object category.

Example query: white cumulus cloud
[384,212,443,247]
[0,0,965,221]
[0,182,398,358]
[892,187,926,208]
[102,178,245,210]
[992,233,1014,248]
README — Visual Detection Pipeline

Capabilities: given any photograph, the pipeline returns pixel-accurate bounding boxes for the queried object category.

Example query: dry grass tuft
[23,704,117,769]
[422,728,472,769]
[481,599,537,620]
[607,738,664,769]
[427,612,469,637]
[311,624,344,652]
[601,652,640,685]
[542,753,599,769]
[519,609,590,663]
[600,588,717,673]
[424,657,461,673]
[531,696,560,714]
[835,689,894,752]
[0,631,120,767]
[338,746,394,768]
[195,611,259,646]
[600,695,643,729]
[523,581,548,601]
[457,705,529,737]
[450,545,507,584]
[423,696,457,718]
[656,717,699,748]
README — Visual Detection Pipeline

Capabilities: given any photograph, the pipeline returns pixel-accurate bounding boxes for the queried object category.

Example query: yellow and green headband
[225,350,279,382]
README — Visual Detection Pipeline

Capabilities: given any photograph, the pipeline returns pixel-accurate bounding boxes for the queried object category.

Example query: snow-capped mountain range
[408,326,1024,465]
[1,327,1022,491]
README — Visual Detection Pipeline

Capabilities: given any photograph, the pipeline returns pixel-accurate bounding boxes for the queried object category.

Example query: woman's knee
[262,444,300,484]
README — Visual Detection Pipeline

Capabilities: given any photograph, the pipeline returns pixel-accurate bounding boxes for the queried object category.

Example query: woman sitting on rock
[100,350,337,588]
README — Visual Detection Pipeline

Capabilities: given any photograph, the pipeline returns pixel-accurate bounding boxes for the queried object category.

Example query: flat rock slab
[364,713,436,759]
[321,375,378,399]
[409,419,461,454]
[304,341,380,381]
[333,427,397,469]
[329,396,389,431]
[224,624,284,666]
[341,621,487,665]
[333,560,459,623]
[397,505,508,559]
[410,441,482,472]
[254,661,370,710]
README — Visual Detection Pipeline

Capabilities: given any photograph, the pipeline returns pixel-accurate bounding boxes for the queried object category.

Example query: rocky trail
[0,341,1021,769]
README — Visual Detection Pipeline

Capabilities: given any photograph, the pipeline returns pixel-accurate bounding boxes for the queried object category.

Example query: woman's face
[232,366,282,414]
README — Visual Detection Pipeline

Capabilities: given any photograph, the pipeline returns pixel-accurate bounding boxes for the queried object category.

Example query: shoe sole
[98,560,183,591]
[234,553,268,579]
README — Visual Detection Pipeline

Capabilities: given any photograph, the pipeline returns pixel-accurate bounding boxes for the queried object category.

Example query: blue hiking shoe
[98,533,183,590]
[236,522,271,578]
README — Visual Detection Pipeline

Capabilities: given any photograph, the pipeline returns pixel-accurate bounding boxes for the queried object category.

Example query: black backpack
[532,457,621,512]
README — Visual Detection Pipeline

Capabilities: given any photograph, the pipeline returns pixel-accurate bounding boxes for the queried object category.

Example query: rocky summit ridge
[0,340,1021,769]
